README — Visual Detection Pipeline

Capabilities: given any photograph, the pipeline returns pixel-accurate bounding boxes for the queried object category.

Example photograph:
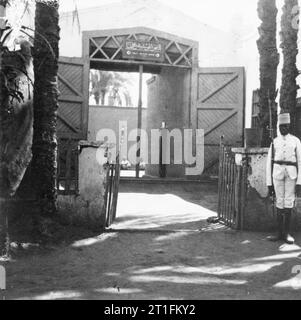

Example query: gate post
[230,147,301,232]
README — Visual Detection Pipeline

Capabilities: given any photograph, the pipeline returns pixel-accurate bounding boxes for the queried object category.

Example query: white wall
[59,0,239,67]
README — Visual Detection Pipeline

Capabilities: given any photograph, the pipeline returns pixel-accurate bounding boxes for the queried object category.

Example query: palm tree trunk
[31,0,60,215]
[94,92,100,105]
[280,0,299,133]
[257,0,279,147]
[101,90,106,105]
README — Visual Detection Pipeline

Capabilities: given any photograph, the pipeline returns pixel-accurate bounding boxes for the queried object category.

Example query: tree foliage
[0,0,34,256]
[90,70,133,107]
[0,1,34,198]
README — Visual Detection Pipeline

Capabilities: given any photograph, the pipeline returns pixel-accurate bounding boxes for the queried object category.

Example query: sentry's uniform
[267,134,301,209]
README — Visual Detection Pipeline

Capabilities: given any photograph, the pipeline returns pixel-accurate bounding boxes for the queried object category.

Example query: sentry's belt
[273,161,297,167]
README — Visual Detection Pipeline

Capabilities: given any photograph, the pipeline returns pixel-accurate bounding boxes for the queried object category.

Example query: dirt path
[3,181,301,300]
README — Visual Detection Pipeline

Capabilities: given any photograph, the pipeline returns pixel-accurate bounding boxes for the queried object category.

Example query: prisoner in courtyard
[266,113,301,244]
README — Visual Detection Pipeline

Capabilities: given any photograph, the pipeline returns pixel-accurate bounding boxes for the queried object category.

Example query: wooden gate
[57,57,88,140]
[197,67,245,176]
[217,137,248,230]
[103,155,121,228]
[57,57,89,194]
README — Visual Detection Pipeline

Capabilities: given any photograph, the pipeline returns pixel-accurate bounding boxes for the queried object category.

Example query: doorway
[83,27,197,179]
[88,67,156,179]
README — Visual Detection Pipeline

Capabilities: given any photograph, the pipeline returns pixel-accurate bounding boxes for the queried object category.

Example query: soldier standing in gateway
[266,113,301,244]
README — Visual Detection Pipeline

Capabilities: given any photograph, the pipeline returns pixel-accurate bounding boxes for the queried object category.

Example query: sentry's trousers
[273,171,297,209]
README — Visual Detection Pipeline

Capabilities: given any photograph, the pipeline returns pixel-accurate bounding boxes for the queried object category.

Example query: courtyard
[4,182,301,300]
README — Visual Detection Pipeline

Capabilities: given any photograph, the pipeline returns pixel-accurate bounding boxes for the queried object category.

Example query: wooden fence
[217,137,248,230]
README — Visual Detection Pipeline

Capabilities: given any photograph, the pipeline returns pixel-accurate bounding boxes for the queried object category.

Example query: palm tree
[31,0,60,215]
[0,0,33,255]
[257,0,279,147]
[90,70,133,107]
[90,70,113,105]
[279,0,299,133]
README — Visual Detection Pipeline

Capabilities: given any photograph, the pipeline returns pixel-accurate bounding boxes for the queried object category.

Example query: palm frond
[0,1,10,7]
[72,0,81,34]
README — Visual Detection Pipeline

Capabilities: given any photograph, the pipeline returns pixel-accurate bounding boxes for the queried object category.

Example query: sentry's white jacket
[266,134,301,186]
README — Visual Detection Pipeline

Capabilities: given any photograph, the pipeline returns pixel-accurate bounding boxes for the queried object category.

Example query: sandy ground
[2,181,301,300]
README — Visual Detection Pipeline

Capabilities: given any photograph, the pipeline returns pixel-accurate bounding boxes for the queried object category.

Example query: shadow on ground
[3,182,301,300]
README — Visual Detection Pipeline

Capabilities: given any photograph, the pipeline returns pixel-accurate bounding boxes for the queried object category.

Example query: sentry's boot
[283,209,295,245]
[268,209,284,242]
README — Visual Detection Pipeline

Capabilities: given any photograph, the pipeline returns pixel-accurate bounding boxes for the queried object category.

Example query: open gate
[197,67,245,176]
[217,137,248,230]
[57,57,88,195]
[103,155,121,228]
[57,56,121,226]
[57,56,88,140]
